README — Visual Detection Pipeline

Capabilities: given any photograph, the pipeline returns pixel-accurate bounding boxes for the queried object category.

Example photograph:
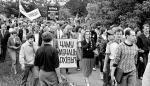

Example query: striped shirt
[113,42,138,73]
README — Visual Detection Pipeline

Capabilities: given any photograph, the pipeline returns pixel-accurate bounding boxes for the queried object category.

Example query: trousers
[39,70,59,86]
[117,70,137,86]
[21,64,39,86]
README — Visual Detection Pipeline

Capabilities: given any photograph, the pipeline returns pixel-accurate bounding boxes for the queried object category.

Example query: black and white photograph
[0,0,150,86]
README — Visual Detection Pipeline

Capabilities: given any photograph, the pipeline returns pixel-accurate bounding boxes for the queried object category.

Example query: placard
[47,6,59,21]
[58,39,77,68]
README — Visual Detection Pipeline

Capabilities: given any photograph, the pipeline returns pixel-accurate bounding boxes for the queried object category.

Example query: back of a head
[26,33,34,40]
[42,31,53,43]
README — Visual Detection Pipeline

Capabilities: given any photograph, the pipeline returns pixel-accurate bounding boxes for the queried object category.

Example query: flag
[19,0,41,21]
[19,0,27,16]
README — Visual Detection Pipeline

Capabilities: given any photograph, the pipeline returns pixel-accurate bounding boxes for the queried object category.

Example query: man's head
[125,29,136,43]
[26,33,35,44]
[42,32,53,43]
[114,27,123,40]
[143,23,149,35]
[107,30,114,41]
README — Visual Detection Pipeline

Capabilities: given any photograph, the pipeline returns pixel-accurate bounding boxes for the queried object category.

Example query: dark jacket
[137,33,150,53]
[18,29,29,42]
[34,44,59,72]
[0,30,10,47]
[91,30,97,43]
[82,39,96,59]
[38,30,44,46]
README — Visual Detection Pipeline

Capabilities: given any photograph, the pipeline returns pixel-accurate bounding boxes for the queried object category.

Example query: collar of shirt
[124,42,133,47]
[43,43,52,46]
[26,41,33,46]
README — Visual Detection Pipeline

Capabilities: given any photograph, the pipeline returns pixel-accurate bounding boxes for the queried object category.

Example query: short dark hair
[100,28,105,35]
[125,29,131,36]
[42,31,53,42]
[26,33,34,40]
[75,26,82,32]
[143,23,149,30]
[115,28,124,35]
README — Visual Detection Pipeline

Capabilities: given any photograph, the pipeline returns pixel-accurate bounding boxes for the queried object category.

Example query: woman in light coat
[7,28,21,74]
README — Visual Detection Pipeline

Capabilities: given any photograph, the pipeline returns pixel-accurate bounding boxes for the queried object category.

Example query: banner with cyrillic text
[58,39,77,68]
[26,9,41,21]
[19,0,41,21]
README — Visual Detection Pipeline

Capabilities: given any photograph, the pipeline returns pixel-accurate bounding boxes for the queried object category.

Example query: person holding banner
[61,25,74,74]
[81,30,96,86]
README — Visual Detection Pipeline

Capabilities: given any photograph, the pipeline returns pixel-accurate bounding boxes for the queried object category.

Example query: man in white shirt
[19,33,39,86]
[103,28,123,86]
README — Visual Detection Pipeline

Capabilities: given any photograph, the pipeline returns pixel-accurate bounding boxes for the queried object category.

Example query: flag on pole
[19,0,41,21]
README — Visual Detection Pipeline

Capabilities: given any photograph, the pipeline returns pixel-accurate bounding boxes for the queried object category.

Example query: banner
[19,0,41,21]
[26,9,41,21]
[58,39,77,68]
[47,6,59,21]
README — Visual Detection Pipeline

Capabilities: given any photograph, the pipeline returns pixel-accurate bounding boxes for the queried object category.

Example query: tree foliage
[84,0,150,28]
[65,0,87,17]
[59,7,72,20]
[2,0,150,28]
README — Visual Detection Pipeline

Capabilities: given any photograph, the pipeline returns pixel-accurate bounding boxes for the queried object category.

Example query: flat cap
[107,30,114,35]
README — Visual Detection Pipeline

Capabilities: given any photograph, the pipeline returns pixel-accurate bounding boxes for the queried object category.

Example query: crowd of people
[0,16,150,86]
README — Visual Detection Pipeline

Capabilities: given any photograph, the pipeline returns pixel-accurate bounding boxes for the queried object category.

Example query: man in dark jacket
[34,32,62,86]
[18,25,29,42]
[137,23,150,79]
[0,24,10,62]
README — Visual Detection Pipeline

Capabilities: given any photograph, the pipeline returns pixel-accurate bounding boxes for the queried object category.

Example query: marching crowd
[0,17,150,86]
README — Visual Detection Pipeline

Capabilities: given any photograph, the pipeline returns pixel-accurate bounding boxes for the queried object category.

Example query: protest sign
[47,6,59,21]
[19,1,41,21]
[58,39,77,68]
[26,9,41,21]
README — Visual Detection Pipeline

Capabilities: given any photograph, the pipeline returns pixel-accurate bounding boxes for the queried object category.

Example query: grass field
[0,54,38,86]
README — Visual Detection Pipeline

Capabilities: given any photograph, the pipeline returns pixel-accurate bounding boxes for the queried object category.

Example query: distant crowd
[0,16,150,86]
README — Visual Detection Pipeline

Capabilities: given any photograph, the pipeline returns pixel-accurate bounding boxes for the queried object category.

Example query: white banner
[26,9,41,21]
[19,0,41,21]
[58,39,77,68]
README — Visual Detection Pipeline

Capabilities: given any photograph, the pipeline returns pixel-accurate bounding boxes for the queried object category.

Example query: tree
[65,0,87,17]
[59,7,72,20]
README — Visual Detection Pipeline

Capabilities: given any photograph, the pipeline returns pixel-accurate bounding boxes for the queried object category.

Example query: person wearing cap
[34,32,62,86]
[97,28,107,80]
[103,29,114,86]
[7,28,21,74]
[19,33,39,86]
